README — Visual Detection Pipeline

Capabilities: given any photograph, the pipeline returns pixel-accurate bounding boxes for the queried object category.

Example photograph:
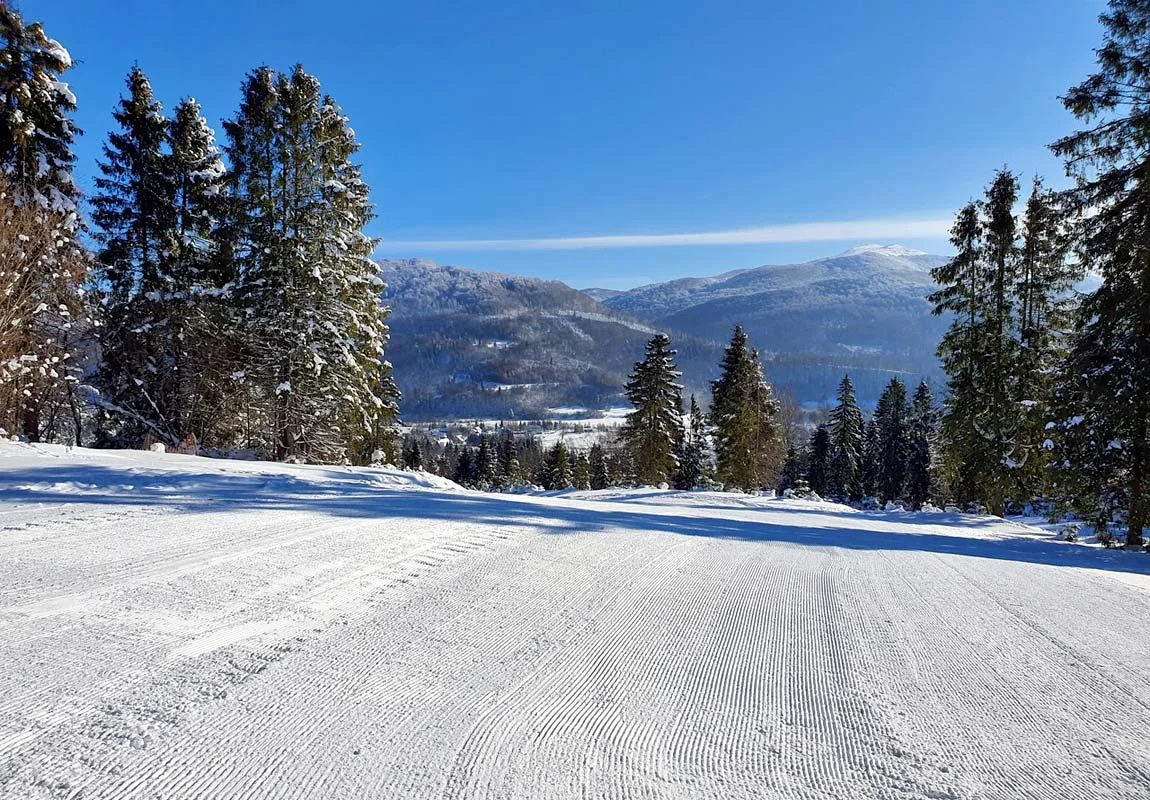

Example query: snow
[2,442,1150,798]
[838,244,930,258]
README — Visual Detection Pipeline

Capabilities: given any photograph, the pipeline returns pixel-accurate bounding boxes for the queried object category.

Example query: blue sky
[44,0,1105,288]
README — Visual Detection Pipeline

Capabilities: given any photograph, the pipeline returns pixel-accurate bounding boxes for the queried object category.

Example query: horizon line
[376,216,953,252]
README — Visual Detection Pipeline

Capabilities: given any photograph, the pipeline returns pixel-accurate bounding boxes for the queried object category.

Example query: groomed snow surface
[2,443,1149,800]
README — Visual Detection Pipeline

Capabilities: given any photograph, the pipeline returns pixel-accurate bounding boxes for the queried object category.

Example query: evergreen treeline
[0,6,399,464]
[924,0,1150,547]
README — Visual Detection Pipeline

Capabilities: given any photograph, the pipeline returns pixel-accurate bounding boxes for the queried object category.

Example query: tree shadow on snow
[2,464,1148,578]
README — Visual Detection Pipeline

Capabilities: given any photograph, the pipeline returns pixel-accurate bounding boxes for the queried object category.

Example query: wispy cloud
[379,216,952,252]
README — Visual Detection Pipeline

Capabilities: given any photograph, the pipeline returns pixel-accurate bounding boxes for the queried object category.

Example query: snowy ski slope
[1,442,1149,799]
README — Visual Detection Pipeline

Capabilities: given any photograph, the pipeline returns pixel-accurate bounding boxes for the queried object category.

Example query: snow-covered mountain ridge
[377,247,950,419]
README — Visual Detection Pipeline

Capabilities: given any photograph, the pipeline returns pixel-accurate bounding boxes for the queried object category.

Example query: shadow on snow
[2,464,1148,578]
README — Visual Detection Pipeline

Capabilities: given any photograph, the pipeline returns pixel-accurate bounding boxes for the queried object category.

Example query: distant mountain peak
[836,244,930,258]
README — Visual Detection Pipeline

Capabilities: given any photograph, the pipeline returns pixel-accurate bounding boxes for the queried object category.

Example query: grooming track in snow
[1,443,1149,799]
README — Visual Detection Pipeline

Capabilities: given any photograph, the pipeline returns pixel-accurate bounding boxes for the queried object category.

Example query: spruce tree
[827,373,864,499]
[874,377,910,503]
[589,443,610,490]
[1049,0,1150,546]
[475,436,497,488]
[165,98,235,446]
[403,438,423,470]
[1013,178,1077,500]
[777,444,804,494]
[674,394,711,489]
[861,417,881,498]
[906,381,938,509]
[91,67,179,445]
[980,169,1023,514]
[497,434,520,488]
[620,333,684,485]
[453,447,474,487]
[930,202,986,505]
[544,441,572,490]
[572,452,591,490]
[223,66,397,463]
[710,325,784,491]
[806,424,831,496]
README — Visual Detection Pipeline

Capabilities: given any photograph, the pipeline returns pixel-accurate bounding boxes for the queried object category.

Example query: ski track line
[872,550,1150,799]
[66,521,605,800]
[0,515,529,798]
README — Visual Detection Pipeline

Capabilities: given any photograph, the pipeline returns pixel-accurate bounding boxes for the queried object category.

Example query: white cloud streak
[380,217,952,252]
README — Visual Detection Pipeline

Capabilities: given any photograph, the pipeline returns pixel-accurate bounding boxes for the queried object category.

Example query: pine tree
[710,325,784,491]
[674,394,711,489]
[874,377,910,503]
[544,441,571,490]
[91,67,179,445]
[589,443,610,489]
[620,333,684,485]
[1049,0,1150,546]
[906,381,937,509]
[827,374,864,499]
[0,8,86,441]
[806,424,831,496]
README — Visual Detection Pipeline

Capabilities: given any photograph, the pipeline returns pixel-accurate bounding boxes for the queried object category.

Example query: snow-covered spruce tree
[1049,0,1150,547]
[165,97,235,447]
[0,8,87,442]
[474,436,497,489]
[709,325,784,491]
[497,434,521,487]
[906,380,938,509]
[620,333,684,486]
[589,443,610,489]
[544,441,572,490]
[91,67,180,446]
[805,424,831,497]
[223,66,398,463]
[674,394,711,489]
[827,373,864,500]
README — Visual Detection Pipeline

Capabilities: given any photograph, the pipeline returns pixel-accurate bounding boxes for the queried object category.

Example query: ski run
[2,441,1149,800]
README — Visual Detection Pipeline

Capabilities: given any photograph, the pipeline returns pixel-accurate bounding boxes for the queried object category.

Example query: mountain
[380,246,949,420]
[379,259,722,420]
[599,245,950,404]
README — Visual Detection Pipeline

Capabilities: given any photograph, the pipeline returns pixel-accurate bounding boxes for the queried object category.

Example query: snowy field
[2,443,1149,799]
